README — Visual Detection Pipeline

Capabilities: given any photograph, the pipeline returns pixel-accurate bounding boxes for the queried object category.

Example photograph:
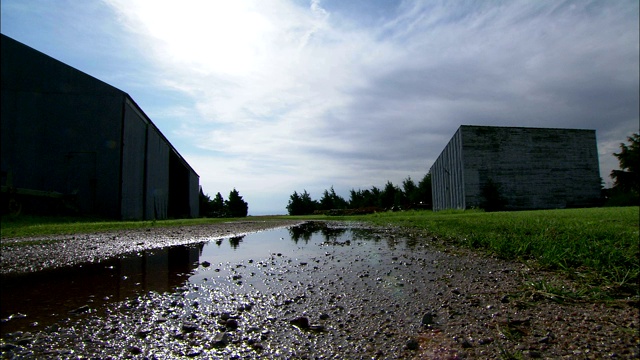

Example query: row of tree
[199,188,248,218]
[606,132,639,206]
[286,173,432,215]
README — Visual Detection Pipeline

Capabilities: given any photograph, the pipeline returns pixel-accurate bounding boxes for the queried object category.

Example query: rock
[128,346,143,355]
[319,313,330,320]
[225,319,238,330]
[421,312,435,325]
[290,316,310,329]
[201,261,211,267]
[213,332,229,347]
[181,322,198,332]
[406,338,419,350]
[460,338,473,348]
[309,324,325,332]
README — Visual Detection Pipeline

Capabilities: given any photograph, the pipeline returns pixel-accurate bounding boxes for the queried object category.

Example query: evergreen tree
[287,190,317,215]
[611,133,639,193]
[416,172,433,208]
[211,192,226,217]
[225,189,248,217]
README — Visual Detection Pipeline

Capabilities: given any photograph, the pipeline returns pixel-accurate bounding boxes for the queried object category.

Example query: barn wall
[1,34,123,217]
[120,99,148,220]
[145,125,170,220]
[430,128,465,211]
[460,126,601,210]
[2,35,200,220]
[189,170,200,218]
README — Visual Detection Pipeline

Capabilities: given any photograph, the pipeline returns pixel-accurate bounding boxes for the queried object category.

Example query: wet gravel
[0,220,303,275]
[1,221,638,359]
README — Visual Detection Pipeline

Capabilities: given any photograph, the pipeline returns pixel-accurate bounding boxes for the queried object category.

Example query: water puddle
[1,222,402,336]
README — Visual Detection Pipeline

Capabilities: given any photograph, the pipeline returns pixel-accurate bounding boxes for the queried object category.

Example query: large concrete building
[1,34,199,219]
[430,125,601,211]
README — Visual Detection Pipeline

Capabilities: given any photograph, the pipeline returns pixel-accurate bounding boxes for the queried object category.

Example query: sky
[1,0,638,215]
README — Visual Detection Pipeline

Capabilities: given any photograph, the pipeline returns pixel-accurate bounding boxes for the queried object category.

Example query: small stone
[309,324,325,332]
[319,313,330,320]
[182,322,198,332]
[226,319,238,330]
[213,332,229,347]
[421,312,435,325]
[290,316,310,329]
[128,346,143,355]
[201,261,211,267]
[406,338,419,350]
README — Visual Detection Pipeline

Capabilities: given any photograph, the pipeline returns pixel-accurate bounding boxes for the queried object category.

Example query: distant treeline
[199,188,248,217]
[287,173,432,215]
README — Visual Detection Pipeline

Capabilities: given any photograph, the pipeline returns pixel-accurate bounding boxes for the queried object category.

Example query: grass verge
[0,215,283,240]
[335,207,639,298]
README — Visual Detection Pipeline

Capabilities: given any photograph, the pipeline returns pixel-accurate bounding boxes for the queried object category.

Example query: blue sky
[2,0,638,215]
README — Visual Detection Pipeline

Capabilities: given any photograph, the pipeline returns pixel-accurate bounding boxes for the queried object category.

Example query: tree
[287,190,317,215]
[225,189,248,217]
[416,172,433,208]
[381,181,399,209]
[211,192,226,217]
[318,186,348,210]
[199,187,212,217]
[611,133,639,193]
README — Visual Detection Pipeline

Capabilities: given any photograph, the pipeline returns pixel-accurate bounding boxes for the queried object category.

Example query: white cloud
[102,0,638,213]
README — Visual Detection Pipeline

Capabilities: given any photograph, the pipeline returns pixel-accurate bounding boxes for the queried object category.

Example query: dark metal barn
[430,125,601,211]
[1,34,199,219]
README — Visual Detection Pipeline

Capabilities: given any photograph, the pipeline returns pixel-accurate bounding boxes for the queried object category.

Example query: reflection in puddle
[0,245,203,335]
[0,222,386,337]
[0,223,346,335]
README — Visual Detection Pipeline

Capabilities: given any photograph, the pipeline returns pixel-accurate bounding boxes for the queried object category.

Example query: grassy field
[2,207,638,297]
[339,207,639,297]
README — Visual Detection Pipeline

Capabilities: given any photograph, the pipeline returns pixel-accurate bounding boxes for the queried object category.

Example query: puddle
[0,244,203,336]
[1,222,392,336]
[2,222,519,358]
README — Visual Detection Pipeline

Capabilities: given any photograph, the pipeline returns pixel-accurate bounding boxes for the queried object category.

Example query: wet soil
[1,220,638,359]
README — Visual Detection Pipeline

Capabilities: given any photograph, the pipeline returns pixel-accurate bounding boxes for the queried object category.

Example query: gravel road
[1,220,638,359]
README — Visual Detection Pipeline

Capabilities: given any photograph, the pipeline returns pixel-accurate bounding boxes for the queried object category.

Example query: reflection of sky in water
[188,226,410,298]
[2,224,425,336]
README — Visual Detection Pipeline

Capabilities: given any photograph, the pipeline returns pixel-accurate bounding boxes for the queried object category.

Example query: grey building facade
[1,34,199,219]
[430,125,601,211]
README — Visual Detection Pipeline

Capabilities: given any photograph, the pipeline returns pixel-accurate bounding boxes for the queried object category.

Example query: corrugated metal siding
[121,99,147,220]
[1,35,123,217]
[189,170,200,218]
[430,128,465,211]
[2,35,199,220]
[145,126,169,220]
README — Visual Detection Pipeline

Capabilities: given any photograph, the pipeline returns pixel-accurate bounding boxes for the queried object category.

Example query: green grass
[0,215,279,239]
[2,207,638,297]
[335,207,639,297]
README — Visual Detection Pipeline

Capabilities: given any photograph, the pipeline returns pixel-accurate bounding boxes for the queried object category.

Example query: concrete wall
[430,125,601,211]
